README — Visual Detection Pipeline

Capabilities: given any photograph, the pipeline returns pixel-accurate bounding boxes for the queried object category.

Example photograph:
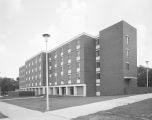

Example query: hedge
[19,91,35,96]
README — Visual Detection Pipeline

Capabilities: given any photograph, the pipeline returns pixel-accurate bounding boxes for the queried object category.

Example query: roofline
[19,65,25,69]
[25,50,45,63]
[23,32,97,64]
[48,32,97,53]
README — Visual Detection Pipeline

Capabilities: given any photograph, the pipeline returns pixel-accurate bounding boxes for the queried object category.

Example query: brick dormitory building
[19,20,137,96]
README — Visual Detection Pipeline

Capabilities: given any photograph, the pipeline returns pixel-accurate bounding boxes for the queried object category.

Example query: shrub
[19,91,35,97]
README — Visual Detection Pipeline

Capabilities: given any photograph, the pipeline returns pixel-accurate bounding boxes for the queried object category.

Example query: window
[49,57,51,61]
[77,73,80,80]
[61,57,63,62]
[55,68,57,74]
[76,50,80,57]
[39,57,41,62]
[61,66,63,71]
[68,49,71,53]
[126,49,129,57]
[96,73,100,79]
[68,64,71,70]
[126,62,130,70]
[125,35,130,45]
[49,66,51,70]
[96,39,99,45]
[77,62,80,68]
[61,47,63,52]
[61,48,63,56]
[68,54,70,60]
[96,62,100,68]
[35,59,37,64]
[49,74,52,78]
[96,50,100,57]
[76,39,80,45]
[54,51,57,58]
[39,74,41,78]
[68,75,71,80]
[67,44,71,53]
[55,60,57,67]
[39,66,41,70]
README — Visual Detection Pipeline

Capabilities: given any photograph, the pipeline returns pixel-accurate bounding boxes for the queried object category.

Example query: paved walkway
[0,93,152,120]
[0,101,67,120]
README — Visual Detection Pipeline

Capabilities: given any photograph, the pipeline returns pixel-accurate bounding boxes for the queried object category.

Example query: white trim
[25,51,45,63]
[96,45,100,49]
[96,56,100,60]
[47,32,96,53]
[124,77,137,79]
[96,92,100,96]
[96,83,100,86]
[50,83,86,88]
[96,79,100,83]
[96,68,100,71]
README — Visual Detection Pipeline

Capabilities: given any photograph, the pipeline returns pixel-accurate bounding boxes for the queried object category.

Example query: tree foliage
[137,65,152,87]
[0,77,19,95]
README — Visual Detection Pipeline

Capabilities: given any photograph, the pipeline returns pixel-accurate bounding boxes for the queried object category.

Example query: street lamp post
[145,60,149,87]
[42,33,50,111]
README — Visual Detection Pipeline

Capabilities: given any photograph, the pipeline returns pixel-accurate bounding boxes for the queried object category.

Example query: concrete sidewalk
[0,101,68,120]
[47,93,152,119]
[0,93,152,120]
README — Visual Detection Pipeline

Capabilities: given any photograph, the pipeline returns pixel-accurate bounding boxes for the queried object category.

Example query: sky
[0,0,152,79]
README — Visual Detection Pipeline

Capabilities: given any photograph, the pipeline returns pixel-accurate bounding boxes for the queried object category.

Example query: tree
[137,65,152,87]
[0,77,16,95]
[14,77,19,89]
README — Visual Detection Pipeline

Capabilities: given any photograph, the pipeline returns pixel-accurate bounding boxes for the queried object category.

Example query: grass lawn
[1,95,129,112]
[0,112,7,119]
[74,98,152,120]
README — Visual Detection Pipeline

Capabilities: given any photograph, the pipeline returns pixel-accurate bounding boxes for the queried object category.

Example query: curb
[0,118,11,120]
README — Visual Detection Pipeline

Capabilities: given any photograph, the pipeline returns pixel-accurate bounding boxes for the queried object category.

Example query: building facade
[19,20,137,96]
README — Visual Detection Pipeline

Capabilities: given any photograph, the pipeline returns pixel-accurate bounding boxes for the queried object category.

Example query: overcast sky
[0,0,152,79]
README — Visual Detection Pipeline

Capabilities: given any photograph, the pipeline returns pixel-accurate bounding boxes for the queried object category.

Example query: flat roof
[47,32,97,53]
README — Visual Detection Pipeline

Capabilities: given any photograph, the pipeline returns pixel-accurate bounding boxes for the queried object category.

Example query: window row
[25,74,42,81]
[49,59,80,69]
[26,57,42,68]
[25,66,41,74]
[49,63,80,76]
[49,50,80,61]
[26,82,42,87]
[49,72,80,81]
